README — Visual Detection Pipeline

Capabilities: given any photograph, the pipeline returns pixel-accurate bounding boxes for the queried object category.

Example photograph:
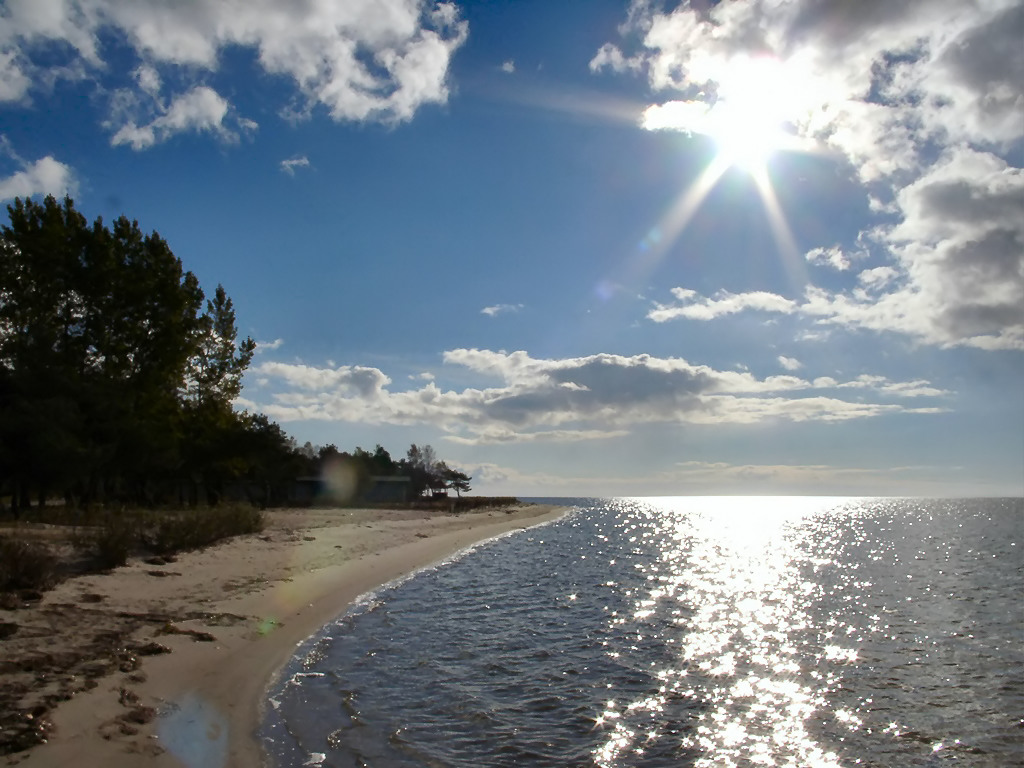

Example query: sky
[1,0,1022,498]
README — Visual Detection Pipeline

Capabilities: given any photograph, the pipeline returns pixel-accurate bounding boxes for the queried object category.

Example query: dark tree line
[0,196,470,513]
[308,442,472,500]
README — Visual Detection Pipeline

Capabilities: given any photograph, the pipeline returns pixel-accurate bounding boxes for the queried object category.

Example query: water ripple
[262,497,1023,767]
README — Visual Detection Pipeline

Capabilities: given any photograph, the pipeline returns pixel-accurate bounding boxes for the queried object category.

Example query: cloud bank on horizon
[1,0,1021,495]
[240,349,950,447]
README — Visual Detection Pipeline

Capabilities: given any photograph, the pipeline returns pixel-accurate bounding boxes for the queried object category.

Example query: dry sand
[1,503,566,767]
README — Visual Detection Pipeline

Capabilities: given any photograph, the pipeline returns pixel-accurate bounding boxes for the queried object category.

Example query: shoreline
[2,503,568,768]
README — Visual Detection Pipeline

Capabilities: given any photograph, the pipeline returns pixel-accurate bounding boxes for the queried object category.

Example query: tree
[180,284,256,505]
[0,195,258,509]
[438,462,472,497]
[233,412,302,507]
[183,284,256,406]
[369,444,396,476]
[0,197,92,509]
[85,214,204,503]
[403,443,441,497]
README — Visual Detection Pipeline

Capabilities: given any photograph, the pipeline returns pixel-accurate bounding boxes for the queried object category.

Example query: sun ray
[619,154,732,285]
[609,53,827,297]
[750,167,808,290]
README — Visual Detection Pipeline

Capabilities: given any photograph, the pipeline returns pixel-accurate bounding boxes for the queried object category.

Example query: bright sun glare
[640,55,810,174]
[706,101,788,171]
[633,55,821,291]
[706,56,794,171]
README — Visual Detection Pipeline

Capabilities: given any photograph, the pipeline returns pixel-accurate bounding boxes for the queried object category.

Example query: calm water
[261,497,1023,767]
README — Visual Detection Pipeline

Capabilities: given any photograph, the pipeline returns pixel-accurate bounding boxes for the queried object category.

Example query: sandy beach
[1,503,566,768]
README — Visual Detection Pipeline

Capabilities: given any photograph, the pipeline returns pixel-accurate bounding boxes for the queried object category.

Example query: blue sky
[2,0,1022,497]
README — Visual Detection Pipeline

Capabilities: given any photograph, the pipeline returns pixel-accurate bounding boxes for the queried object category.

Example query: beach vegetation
[142,504,264,554]
[80,512,140,569]
[0,537,59,592]
[69,504,265,565]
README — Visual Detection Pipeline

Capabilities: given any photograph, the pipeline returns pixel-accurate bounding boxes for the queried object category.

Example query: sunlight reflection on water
[594,497,856,767]
[264,496,1023,768]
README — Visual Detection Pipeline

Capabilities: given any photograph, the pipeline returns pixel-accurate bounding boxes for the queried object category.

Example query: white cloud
[663,460,960,495]
[805,245,854,271]
[455,460,602,496]
[481,303,524,317]
[110,85,245,149]
[446,427,629,446]
[280,155,311,176]
[654,198,1024,352]
[857,266,899,291]
[2,0,468,136]
[0,49,31,101]
[921,3,1024,147]
[639,100,709,133]
[255,338,284,353]
[0,152,76,200]
[470,456,971,496]
[255,361,391,397]
[649,287,798,322]
[597,1,1024,352]
[876,380,951,398]
[134,63,160,96]
[777,356,802,371]
[501,60,515,74]
[246,348,947,442]
[797,329,831,343]
[589,43,643,75]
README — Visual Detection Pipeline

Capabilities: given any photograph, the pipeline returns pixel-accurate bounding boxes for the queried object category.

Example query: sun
[704,56,795,172]
[633,54,822,289]
[705,101,788,172]
[640,54,812,174]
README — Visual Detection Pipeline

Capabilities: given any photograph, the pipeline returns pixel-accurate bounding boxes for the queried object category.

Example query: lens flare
[319,455,359,505]
[158,693,228,768]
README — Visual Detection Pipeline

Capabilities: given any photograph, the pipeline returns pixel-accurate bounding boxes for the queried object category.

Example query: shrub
[0,537,60,591]
[452,496,520,512]
[87,513,139,569]
[218,504,265,537]
[143,505,264,555]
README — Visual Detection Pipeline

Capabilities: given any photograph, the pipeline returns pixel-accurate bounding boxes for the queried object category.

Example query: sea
[260,497,1023,767]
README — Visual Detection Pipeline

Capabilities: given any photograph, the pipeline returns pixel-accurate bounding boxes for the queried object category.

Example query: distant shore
[1,503,567,768]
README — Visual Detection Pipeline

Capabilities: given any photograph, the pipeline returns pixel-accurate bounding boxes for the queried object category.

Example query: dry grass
[0,537,60,593]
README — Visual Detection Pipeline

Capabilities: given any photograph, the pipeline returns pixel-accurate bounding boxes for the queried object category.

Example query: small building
[289,476,322,505]
[288,475,414,506]
[364,476,412,504]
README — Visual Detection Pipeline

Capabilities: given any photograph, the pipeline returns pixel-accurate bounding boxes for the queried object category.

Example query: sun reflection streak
[593,497,854,768]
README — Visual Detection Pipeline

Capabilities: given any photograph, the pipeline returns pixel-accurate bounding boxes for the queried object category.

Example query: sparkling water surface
[262,497,1023,767]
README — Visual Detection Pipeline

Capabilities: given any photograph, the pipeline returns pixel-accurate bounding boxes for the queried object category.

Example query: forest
[0,196,470,513]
